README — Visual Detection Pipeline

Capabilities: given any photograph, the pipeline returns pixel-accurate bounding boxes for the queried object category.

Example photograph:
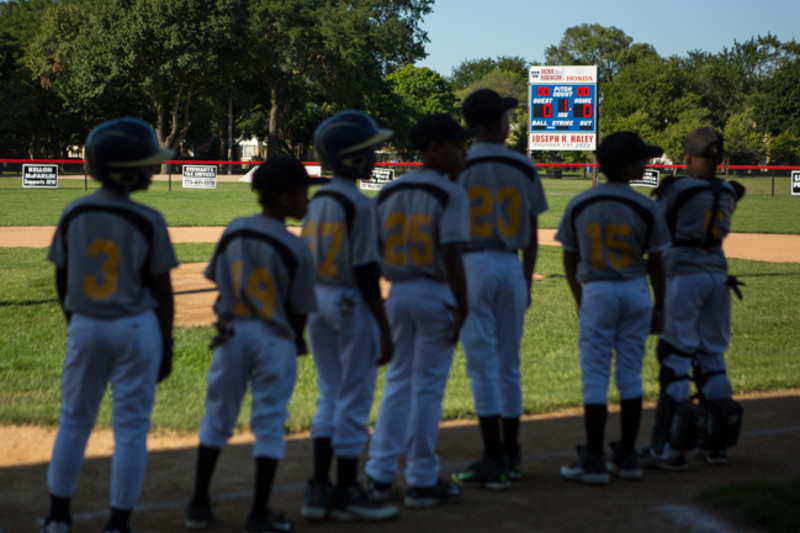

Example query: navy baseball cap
[251,155,313,194]
[410,114,479,151]
[596,131,662,173]
[462,89,518,126]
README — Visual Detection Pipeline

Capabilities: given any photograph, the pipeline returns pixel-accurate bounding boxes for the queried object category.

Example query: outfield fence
[2,158,798,197]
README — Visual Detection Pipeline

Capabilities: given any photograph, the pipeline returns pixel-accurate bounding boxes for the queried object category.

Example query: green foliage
[544,23,632,83]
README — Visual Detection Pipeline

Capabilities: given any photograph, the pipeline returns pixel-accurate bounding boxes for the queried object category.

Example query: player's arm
[150,272,174,383]
[288,311,308,356]
[521,215,539,308]
[54,267,71,323]
[441,242,468,345]
[647,250,666,334]
[354,261,393,366]
[562,249,582,311]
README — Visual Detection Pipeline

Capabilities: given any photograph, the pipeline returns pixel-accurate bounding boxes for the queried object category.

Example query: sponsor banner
[182,165,217,189]
[528,133,596,152]
[359,167,395,191]
[792,170,800,195]
[22,164,58,188]
[631,169,660,188]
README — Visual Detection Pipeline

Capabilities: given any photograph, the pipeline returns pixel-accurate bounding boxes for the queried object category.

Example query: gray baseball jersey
[555,182,671,283]
[302,176,380,286]
[376,168,470,282]
[48,188,178,317]
[205,214,316,340]
[458,143,548,250]
[654,176,737,276]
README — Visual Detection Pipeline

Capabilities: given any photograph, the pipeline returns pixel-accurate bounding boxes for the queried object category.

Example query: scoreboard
[528,65,598,151]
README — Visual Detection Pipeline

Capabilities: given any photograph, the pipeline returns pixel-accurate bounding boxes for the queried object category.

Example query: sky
[415,0,798,77]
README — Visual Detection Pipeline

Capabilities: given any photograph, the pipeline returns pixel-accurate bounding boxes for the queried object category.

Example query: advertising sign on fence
[528,65,598,152]
[22,164,58,188]
[792,171,800,196]
[360,167,395,191]
[182,165,217,189]
[631,169,660,188]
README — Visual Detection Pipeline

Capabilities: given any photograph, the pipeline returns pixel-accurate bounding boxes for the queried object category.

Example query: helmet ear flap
[313,111,392,178]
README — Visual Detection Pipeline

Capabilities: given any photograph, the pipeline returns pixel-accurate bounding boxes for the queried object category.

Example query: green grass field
[1,177,798,432]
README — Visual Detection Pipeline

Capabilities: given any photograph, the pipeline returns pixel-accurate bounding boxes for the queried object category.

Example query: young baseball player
[556,131,670,485]
[42,117,177,533]
[364,113,474,508]
[638,127,746,471]
[184,155,317,533]
[452,89,548,489]
[300,110,398,522]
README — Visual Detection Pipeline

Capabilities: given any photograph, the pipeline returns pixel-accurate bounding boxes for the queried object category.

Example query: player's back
[656,176,736,275]
[205,214,314,340]
[48,188,174,318]
[557,183,670,283]
[302,176,380,287]
[458,143,547,251]
[376,169,469,282]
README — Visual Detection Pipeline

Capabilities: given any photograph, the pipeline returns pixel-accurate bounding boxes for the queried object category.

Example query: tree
[449,56,529,91]
[544,24,632,83]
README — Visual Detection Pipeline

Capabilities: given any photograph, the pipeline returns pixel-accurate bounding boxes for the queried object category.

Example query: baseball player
[452,89,548,489]
[364,113,474,508]
[185,155,317,533]
[300,110,398,522]
[639,127,746,471]
[555,131,670,485]
[42,118,177,533]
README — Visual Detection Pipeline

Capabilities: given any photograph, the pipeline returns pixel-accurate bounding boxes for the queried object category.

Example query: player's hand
[157,339,174,383]
[650,307,664,334]
[377,328,394,366]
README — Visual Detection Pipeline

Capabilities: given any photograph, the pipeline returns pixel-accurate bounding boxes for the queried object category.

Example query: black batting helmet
[85,117,175,193]
[312,111,393,178]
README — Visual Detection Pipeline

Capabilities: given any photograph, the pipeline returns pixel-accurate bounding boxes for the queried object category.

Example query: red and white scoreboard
[528,65,598,151]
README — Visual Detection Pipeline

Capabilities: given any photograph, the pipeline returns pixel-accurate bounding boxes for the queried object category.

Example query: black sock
[104,507,132,532]
[250,457,277,519]
[313,437,333,483]
[191,445,221,506]
[336,457,358,487]
[478,415,503,463]
[620,396,643,451]
[502,416,520,455]
[48,494,71,522]
[584,403,607,456]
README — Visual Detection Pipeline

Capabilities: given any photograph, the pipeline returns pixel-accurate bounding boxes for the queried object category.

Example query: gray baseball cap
[596,131,662,173]
[411,113,478,151]
[685,127,724,160]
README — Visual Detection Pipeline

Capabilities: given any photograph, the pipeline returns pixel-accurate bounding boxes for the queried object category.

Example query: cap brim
[308,177,331,185]
[110,148,176,168]
[501,97,518,110]
[340,128,394,154]
[642,145,663,159]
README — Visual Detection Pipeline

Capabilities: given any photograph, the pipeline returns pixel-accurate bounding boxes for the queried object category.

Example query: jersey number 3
[468,185,522,238]
[83,238,119,300]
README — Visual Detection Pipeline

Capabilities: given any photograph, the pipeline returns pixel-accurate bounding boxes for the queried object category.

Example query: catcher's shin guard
[668,401,705,451]
[701,398,744,449]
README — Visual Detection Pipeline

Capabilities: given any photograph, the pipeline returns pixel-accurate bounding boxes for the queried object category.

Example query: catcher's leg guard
[701,398,744,449]
[650,340,692,452]
[668,401,705,451]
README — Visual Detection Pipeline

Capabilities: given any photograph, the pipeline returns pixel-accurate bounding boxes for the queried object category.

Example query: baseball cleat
[637,446,688,472]
[606,442,642,481]
[560,445,610,486]
[328,484,398,522]
[452,454,511,490]
[695,447,729,466]
[366,477,393,502]
[300,479,333,521]
[185,498,214,530]
[40,518,71,533]
[243,510,293,532]
[404,480,462,509]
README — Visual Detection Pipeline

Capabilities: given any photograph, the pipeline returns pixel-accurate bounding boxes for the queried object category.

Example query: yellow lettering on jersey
[468,185,523,239]
[586,222,633,269]
[384,212,433,267]
[496,187,522,238]
[83,238,119,300]
[303,220,344,277]
[702,209,724,241]
[468,185,493,237]
[230,260,276,318]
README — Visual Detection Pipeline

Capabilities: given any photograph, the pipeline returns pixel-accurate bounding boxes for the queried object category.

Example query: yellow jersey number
[586,222,633,269]
[83,238,119,300]
[230,260,276,318]
[303,221,345,277]
[468,185,522,239]
[383,212,433,267]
